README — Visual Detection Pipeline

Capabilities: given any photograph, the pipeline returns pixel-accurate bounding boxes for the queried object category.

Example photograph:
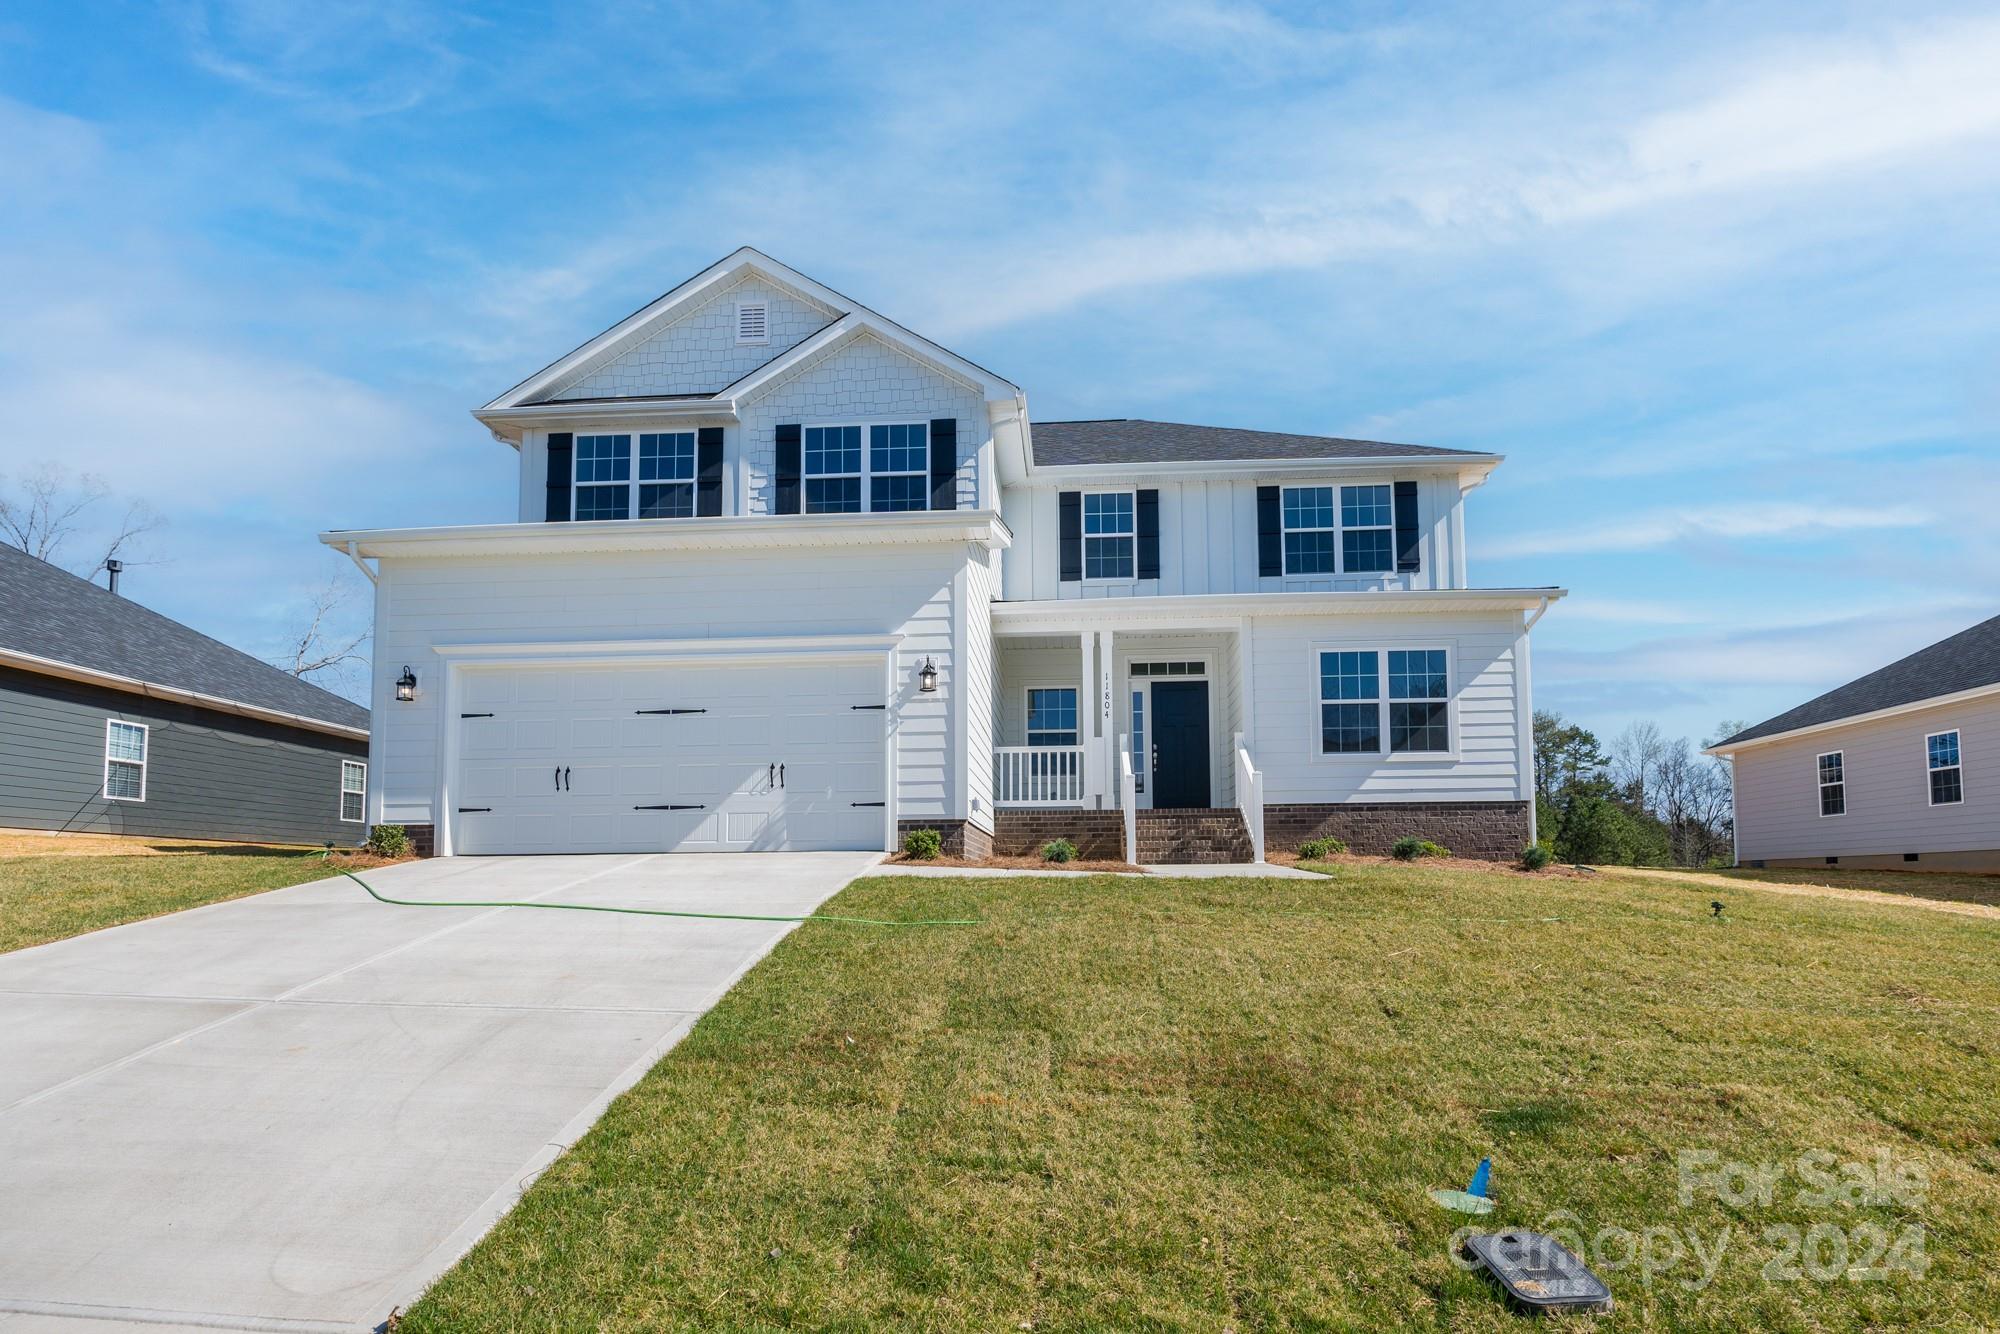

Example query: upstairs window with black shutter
[574,434,632,520]
[869,423,929,511]
[1279,482,1397,575]
[803,426,862,513]
[571,432,701,520]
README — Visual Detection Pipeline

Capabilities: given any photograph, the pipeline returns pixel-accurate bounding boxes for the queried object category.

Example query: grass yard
[403,863,2000,1330]
[1715,865,2000,910]
[0,837,358,953]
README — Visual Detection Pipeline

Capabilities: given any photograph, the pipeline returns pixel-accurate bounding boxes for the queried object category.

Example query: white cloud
[1485,500,1929,559]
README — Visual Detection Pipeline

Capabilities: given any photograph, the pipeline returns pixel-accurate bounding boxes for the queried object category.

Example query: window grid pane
[638,483,695,518]
[1341,484,1392,528]
[1282,487,1334,532]
[1387,650,1448,700]
[805,477,860,514]
[638,432,694,482]
[575,485,630,521]
[869,423,928,476]
[1820,783,1845,817]
[106,761,143,800]
[1343,528,1394,573]
[1931,768,1963,805]
[1319,651,1380,702]
[341,761,366,795]
[869,473,928,513]
[574,435,631,483]
[1321,702,1379,753]
[804,426,861,477]
[107,723,146,763]
[1283,530,1337,574]
[1928,732,1960,770]
[1084,535,1135,579]
[1027,688,1078,746]
[1082,492,1134,535]
[1389,701,1450,753]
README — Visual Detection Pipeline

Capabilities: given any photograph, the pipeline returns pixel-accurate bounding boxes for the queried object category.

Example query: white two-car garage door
[452,660,886,855]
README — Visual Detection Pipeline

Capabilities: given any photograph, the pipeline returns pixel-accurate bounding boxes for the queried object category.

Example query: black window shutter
[1135,488,1160,580]
[545,432,573,523]
[928,418,958,511]
[1058,491,1082,582]
[1394,480,1421,572]
[696,427,724,517]
[1256,485,1282,576]
[774,423,802,515]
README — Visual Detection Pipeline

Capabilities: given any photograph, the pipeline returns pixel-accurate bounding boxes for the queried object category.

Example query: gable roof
[0,542,368,736]
[1029,419,1496,467]
[477,248,1020,436]
[1715,612,2000,749]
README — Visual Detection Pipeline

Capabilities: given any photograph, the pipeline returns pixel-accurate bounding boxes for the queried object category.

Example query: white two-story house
[323,249,1563,863]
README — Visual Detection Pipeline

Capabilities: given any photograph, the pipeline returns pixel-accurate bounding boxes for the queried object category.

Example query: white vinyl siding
[340,760,367,823]
[104,719,148,802]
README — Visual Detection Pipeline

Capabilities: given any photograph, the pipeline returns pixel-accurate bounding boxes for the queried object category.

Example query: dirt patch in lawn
[1617,864,2000,921]
[0,829,323,858]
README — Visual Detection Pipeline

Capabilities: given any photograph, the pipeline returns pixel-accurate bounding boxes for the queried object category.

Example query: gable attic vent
[736,300,769,345]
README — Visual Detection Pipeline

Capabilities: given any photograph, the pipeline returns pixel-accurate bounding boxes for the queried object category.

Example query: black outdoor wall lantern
[395,666,417,702]
[917,657,939,693]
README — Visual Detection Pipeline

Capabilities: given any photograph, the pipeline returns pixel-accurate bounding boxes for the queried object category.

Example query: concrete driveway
[0,851,881,1332]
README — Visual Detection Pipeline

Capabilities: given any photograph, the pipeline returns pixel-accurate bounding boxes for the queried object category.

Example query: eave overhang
[0,646,368,741]
[1705,680,2000,756]
[990,587,1565,634]
[1021,455,1503,486]
[319,511,1013,560]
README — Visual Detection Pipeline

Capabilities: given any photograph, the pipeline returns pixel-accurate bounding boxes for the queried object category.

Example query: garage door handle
[851,703,886,710]
[779,764,785,788]
[460,712,494,718]
[851,801,885,807]
[554,765,561,792]
[564,766,571,791]
[634,804,705,810]
[457,806,492,813]
[635,708,706,715]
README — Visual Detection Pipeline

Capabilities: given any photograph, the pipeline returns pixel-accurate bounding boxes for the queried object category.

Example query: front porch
[988,624,1265,862]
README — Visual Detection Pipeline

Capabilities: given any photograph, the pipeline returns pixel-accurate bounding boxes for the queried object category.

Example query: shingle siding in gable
[546,276,837,401]
[736,332,984,515]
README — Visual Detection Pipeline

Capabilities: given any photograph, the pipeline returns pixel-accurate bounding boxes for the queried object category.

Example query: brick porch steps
[1134,807,1254,865]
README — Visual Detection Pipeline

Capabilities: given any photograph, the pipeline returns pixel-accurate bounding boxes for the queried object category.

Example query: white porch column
[1079,629,1096,807]
[1098,628,1115,807]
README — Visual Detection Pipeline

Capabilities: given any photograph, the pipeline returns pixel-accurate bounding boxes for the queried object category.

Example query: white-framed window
[1281,483,1396,575]
[804,422,932,514]
[804,424,862,514]
[1817,750,1845,817]
[1926,730,1963,806]
[735,300,769,345]
[1131,688,1146,793]
[104,719,148,802]
[1316,647,1451,756]
[1027,687,1079,746]
[574,432,696,521]
[869,423,929,512]
[1083,491,1136,579]
[340,760,367,824]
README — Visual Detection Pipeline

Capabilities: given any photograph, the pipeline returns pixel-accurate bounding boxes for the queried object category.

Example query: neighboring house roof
[1029,419,1495,467]
[1715,612,2000,749]
[0,542,369,735]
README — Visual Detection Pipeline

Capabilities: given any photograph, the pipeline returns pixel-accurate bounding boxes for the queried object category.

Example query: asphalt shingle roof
[1030,419,1491,467]
[1719,612,2000,747]
[0,542,369,732]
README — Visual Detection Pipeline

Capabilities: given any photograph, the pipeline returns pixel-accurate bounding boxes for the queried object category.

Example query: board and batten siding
[997,473,1464,602]
[1245,613,1527,805]
[370,542,980,831]
[1732,694,1999,863]
[516,332,990,524]
[0,665,367,845]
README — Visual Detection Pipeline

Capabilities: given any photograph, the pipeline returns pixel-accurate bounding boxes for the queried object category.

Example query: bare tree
[1610,721,1668,810]
[278,576,372,686]
[0,465,162,579]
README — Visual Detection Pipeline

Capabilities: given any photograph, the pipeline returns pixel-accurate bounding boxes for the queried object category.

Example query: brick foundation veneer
[1264,801,1531,861]
[992,808,1127,860]
[401,823,437,858]
[897,818,993,860]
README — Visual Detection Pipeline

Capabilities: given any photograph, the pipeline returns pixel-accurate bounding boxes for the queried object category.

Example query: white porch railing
[1118,733,1138,864]
[1233,730,1265,863]
[994,745,1086,806]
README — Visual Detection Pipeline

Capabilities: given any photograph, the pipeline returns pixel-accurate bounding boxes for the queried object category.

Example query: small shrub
[1297,836,1347,860]
[1521,842,1553,871]
[1042,838,1078,864]
[366,824,411,859]
[901,827,943,860]
[1392,836,1450,861]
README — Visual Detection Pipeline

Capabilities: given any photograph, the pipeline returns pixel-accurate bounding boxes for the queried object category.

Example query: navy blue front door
[1150,681,1211,809]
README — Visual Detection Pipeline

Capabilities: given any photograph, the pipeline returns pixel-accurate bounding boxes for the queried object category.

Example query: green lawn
[1714,864,2000,910]
[0,845,339,953]
[403,863,2000,1330]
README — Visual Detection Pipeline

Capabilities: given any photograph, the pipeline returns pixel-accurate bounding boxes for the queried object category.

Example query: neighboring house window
[1131,689,1146,793]
[1282,484,1396,575]
[1927,730,1963,805]
[1817,751,1845,817]
[1319,651,1380,753]
[1083,492,1136,579]
[574,434,632,520]
[736,300,768,344]
[868,423,929,512]
[804,425,863,514]
[340,760,367,824]
[638,432,696,518]
[1387,649,1450,752]
[1317,648,1451,755]
[1027,688,1079,746]
[104,720,147,802]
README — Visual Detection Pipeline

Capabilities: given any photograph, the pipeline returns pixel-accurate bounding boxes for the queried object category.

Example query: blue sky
[2,1,1995,745]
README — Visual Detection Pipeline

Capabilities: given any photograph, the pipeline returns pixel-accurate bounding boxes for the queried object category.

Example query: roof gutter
[0,646,368,742]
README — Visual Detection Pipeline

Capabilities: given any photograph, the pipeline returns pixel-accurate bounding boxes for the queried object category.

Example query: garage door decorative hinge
[634,803,706,810]
[850,703,886,710]
[459,712,495,718]
[456,806,493,813]
[635,708,707,715]
[850,801,886,807]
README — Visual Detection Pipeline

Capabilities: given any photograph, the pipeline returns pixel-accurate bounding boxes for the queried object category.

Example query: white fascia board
[1022,454,1502,484]
[990,587,1566,633]
[474,397,736,437]
[0,646,368,741]
[1703,680,2000,756]
[319,510,1014,560]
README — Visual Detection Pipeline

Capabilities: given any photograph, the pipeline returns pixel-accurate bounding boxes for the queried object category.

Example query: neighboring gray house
[0,542,370,846]
[1710,614,1999,873]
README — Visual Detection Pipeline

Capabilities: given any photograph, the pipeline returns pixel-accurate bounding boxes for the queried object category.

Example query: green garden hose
[320,855,980,927]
